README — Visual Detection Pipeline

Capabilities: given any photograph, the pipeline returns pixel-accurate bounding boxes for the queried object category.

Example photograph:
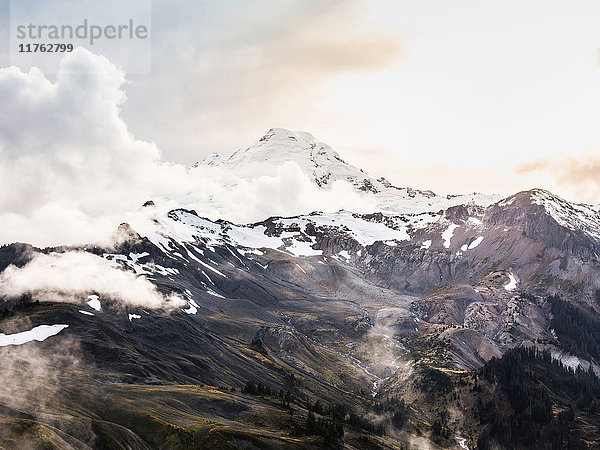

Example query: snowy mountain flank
[2,128,600,448]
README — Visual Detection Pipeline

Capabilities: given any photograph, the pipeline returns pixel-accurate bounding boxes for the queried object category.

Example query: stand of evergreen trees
[241,381,294,406]
[476,346,600,449]
[305,411,345,447]
[548,294,600,362]
[241,380,390,447]
[415,366,452,396]
[372,395,409,430]
[305,398,385,443]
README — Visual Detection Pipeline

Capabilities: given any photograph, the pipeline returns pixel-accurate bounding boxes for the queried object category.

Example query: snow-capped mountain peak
[219,128,350,187]
[197,128,502,216]
[527,189,600,240]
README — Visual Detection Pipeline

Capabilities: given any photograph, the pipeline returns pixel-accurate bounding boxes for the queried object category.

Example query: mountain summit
[198,128,501,214]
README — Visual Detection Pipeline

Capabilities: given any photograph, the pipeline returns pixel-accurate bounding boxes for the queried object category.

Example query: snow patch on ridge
[504,273,517,291]
[468,236,484,249]
[442,224,459,249]
[129,209,413,258]
[0,324,69,346]
[87,295,101,311]
[530,189,600,241]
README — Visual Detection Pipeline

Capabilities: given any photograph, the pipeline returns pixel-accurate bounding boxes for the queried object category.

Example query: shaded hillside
[477,347,600,449]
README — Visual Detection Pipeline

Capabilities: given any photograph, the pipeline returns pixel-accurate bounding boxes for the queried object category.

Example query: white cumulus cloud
[0,48,375,247]
[0,251,185,309]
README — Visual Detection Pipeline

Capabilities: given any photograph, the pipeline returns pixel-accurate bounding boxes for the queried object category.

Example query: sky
[125,0,600,201]
[1,0,600,246]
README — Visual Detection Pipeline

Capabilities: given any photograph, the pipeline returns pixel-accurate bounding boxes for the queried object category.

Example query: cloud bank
[0,251,185,309]
[517,154,600,204]
[0,48,374,247]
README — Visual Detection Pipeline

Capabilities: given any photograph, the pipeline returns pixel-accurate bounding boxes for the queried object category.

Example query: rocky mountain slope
[1,129,600,448]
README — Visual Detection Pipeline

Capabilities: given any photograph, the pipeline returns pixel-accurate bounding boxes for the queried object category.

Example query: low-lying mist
[0,251,185,309]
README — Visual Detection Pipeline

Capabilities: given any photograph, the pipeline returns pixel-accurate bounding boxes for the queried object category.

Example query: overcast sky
[2,0,600,245]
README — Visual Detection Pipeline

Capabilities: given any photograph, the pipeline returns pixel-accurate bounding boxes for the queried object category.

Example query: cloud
[0,48,176,245]
[0,251,185,309]
[0,48,376,247]
[516,154,600,204]
[185,161,376,222]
